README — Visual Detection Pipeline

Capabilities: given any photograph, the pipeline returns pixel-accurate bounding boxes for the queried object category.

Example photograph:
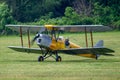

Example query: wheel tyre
[38,56,44,62]
[56,56,62,62]
[95,54,100,60]
[95,55,98,60]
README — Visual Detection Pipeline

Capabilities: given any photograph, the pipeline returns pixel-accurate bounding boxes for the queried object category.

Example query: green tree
[92,2,114,24]
[0,3,15,35]
[63,7,81,25]
[113,20,120,30]
[6,0,71,22]
[38,7,94,25]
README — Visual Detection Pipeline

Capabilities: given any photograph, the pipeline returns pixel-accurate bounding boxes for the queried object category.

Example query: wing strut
[20,27,23,47]
[85,27,88,47]
[90,30,94,47]
[84,27,94,47]
[27,29,31,48]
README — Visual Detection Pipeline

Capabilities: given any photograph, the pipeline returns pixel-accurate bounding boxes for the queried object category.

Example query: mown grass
[0,31,120,80]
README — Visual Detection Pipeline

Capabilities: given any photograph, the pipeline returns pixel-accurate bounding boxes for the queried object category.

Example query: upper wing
[6,24,112,33]
[58,47,114,56]
[54,25,112,32]
[6,25,44,33]
[8,46,44,54]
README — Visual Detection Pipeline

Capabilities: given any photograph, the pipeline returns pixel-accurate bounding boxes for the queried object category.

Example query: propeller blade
[31,33,40,45]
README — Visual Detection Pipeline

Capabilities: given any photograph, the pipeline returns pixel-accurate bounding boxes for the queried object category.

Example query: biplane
[6,25,115,62]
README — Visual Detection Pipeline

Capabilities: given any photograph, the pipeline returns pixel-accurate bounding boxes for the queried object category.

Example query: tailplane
[93,40,114,60]
[94,40,104,48]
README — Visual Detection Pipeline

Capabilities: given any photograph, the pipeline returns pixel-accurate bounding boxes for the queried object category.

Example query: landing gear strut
[38,49,62,62]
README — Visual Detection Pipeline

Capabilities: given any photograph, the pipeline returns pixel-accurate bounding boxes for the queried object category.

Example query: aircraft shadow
[62,59,120,63]
[0,59,120,63]
[1,59,119,63]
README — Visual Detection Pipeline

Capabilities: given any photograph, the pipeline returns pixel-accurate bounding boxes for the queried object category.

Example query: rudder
[94,40,104,48]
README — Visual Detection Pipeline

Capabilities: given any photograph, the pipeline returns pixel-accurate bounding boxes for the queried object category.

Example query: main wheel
[56,56,62,62]
[95,54,100,60]
[38,56,44,62]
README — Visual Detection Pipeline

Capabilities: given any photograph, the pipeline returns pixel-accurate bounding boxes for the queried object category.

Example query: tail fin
[94,40,104,48]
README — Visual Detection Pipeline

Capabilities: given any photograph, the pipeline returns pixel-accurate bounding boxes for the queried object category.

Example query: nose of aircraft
[31,33,52,48]
[38,38,42,43]
[36,34,52,47]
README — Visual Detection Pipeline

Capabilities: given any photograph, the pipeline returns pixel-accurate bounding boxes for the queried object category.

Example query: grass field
[0,31,120,80]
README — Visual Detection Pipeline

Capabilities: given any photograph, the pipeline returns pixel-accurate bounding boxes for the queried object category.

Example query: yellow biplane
[6,25,114,62]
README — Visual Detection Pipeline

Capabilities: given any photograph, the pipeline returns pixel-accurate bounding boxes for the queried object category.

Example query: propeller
[31,33,40,46]
[30,28,45,46]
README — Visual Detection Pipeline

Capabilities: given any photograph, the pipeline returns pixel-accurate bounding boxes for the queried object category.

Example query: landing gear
[38,56,44,62]
[95,54,100,60]
[56,56,62,62]
[38,48,62,62]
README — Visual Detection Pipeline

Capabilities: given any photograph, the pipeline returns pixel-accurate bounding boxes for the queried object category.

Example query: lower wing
[8,46,43,54]
[8,46,114,59]
[58,47,115,58]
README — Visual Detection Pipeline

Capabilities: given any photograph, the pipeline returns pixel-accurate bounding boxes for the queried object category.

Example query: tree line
[0,0,120,35]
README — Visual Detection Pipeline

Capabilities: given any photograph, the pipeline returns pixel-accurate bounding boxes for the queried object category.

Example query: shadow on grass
[0,59,37,63]
[1,59,119,63]
[62,59,120,63]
